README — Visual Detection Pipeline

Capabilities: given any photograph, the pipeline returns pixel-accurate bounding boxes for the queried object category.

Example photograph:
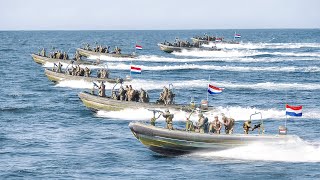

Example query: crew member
[98,81,106,97]
[84,67,91,77]
[150,111,161,126]
[185,118,195,132]
[119,86,126,101]
[56,62,62,73]
[196,113,207,133]
[162,109,174,130]
[40,48,46,57]
[222,113,235,134]
[243,120,252,134]
[209,116,222,134]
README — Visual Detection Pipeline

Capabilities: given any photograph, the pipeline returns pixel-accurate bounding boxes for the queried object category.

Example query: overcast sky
[0,0,319,30]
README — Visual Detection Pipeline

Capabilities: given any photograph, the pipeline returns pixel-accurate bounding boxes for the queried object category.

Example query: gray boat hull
[129,122,296,156]
[157,43,221,53]
[31,54,98,65]
[78,91,202,112]
[190,37,240,44]
[44,69,131,84]
[77,48,137,58]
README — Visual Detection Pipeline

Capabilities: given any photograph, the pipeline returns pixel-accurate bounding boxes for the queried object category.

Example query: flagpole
[285,90,288,129]
[207,75,210,102]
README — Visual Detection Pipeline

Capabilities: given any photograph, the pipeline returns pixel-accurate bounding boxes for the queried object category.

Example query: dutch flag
[135,45,143,50]
[130,66,142,74]
[286,104,302,117]
[208,84,223,94]
[234,33,241,38]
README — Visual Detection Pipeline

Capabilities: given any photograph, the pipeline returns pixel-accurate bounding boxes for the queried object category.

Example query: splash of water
[195,137,320,162]
[55,79,320,91]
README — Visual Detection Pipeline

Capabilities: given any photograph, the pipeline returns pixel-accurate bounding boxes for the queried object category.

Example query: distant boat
[78,91,213,112]
[31,53,98,65]
[77,48,137,58]
[44,69,131,84]
[191,33,240,44]
[191,37,240,44]
[158,43,221,53]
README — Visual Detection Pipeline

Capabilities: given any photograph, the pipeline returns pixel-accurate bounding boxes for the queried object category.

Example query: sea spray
[194,137,320,162]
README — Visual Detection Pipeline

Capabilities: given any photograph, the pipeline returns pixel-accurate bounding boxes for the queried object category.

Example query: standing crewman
[98,81,106,97]
[40,48,46,57]
[243,120,252,134]
[222,113,235,134]
[150,110,161,126]
[84,67,91,77]
[196,113,206,133]
[162,109,174,130]
[56,62,63,73]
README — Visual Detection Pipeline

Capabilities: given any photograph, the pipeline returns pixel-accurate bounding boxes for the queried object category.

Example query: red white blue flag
[131,66,142,74]
[208,84,223,94]
[234,33,241,38]
[215,38,223,42]
[135,45,143,50]
[286,104,302,117]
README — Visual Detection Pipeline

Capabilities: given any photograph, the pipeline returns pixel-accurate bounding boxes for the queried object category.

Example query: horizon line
[0,27,319,31]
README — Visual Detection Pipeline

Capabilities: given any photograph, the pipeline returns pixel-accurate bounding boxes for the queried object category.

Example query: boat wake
[193,137,320,162]
[96,108,197,121]
[95,106,319,121]
[172,49,320,58]
[105,62,320,73]
[55,79,320,91]
[86,54,320,63]
[208,42,320,50]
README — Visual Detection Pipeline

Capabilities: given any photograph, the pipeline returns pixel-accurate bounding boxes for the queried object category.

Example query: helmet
[198,113,203,117]
[165,109,170,113]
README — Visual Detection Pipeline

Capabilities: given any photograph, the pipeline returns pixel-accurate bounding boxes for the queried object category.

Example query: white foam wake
[86,54,320,63]
[172,49,320,58]
[195,138,320,162]
[55,79,320,91]
[172,49,264,58]
[207,42,320,50]
[105,62,320,73]
[95,106,319,121]
[96,108,199,121]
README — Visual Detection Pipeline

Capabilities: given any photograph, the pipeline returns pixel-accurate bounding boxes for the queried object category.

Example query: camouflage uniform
[197,113,206,133]
[186,118,195,132]
[84,67,91,77]
[209,116,222,134]
[243,120,251,134]
[98,82,106,97]
[223,114,235,134]
[57,62,62,73]
[162,110,173,130]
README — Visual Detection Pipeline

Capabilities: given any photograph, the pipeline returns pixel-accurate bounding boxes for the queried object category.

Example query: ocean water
[1,29,320,179]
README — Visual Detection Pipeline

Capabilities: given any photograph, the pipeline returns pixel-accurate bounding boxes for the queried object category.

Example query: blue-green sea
[1,29,320,179]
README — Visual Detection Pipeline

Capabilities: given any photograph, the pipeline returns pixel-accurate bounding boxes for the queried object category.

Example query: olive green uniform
[223,116,235,134]
[163,112,173,130]
[243,120,251,134]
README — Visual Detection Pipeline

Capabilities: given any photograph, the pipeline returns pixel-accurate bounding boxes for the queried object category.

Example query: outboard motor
[200,100,208,110]
[279,126,287,135]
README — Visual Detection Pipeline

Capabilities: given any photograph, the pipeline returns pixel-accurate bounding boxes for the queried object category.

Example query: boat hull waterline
[157,43,221,53]
[44,69,131,84]
[78,91,208,112]
[31,54,98,65]
[77,48,137,58]
[129,122,296,156]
